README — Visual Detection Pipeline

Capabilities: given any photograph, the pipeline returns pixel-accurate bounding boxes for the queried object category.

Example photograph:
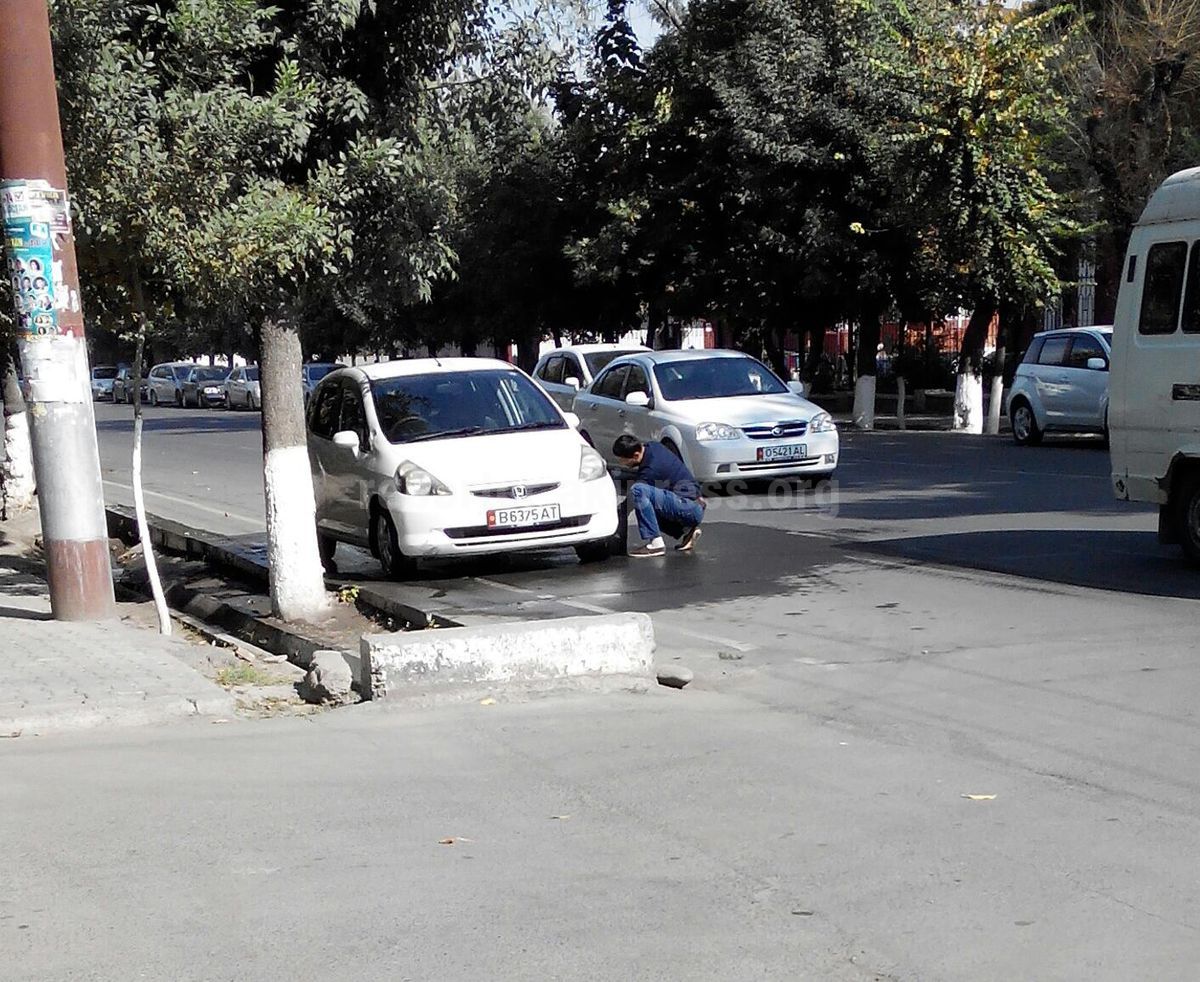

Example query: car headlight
[695,422,741,441]
[396,461,451,496]
[579,445,608,481]
[809,412,837,433]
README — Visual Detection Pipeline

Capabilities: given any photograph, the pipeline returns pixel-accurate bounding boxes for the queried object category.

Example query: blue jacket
[635,442,701,500]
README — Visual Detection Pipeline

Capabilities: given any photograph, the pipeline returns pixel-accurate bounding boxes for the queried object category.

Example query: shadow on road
[95,413,261,435]
[855,529,1200,600]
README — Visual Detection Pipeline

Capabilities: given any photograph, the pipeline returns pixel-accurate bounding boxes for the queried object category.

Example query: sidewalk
[0,510,233,736]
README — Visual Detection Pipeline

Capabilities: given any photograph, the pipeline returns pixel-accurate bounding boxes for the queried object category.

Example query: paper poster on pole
[2,179,71,339]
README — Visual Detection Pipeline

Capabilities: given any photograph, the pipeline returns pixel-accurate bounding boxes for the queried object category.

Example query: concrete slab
[362,612,655,698]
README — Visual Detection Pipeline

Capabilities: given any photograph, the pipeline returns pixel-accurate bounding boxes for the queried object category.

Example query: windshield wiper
[502,421,565,433]
[405,426,487,442]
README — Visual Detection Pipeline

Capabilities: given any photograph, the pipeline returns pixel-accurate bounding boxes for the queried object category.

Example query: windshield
[171,366,191,379]
[653,356,789,401]
[584,350,642,375]
[92,367,118,379]
[371,369,565,444]
[306,364,339,381]
[245,367,259,381]
[193,367,228,382]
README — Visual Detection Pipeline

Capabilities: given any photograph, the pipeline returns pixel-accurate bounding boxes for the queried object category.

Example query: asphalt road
[8,400,1195,979]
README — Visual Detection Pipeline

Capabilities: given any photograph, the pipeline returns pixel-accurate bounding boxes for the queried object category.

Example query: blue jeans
[629,482,704,541]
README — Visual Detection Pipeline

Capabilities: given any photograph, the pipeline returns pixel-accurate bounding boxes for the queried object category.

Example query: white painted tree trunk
[953,373,984,434]
[853,374,876,430]
[2,407,35,511]
[132,413,171,636]
[985,374,1004,435]
[261,318,329,623]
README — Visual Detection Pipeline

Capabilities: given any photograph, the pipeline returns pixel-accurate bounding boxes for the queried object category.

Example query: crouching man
[612,434,705,558]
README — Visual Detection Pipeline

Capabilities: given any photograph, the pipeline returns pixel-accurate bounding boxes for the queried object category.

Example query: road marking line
[102,480,263,528]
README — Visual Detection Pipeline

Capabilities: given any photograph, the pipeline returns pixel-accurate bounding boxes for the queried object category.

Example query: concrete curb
[0,690,234,737]
[361,612,656,700]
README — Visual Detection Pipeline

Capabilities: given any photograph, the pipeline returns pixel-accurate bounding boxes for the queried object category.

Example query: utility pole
[0,0,114,619]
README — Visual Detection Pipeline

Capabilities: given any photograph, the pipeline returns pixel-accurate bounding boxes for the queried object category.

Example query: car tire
[149,389,158,407]
[575,539,611,564]
[1010,399,1042,446]
[317,532,338,574]
[372,507,416,579]
[1175,471,1200,566]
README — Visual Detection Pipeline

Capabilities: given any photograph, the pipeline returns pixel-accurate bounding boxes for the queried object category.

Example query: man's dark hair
[613,434,643,459]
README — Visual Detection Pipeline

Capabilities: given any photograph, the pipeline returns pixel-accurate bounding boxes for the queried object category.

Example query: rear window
[92,367,118,380]
[1182,243,1200,334]
[1038,336,1069,366]
[1140,241,1188,335]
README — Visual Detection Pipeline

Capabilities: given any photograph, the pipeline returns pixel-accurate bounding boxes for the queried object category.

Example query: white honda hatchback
[306,359,618,576]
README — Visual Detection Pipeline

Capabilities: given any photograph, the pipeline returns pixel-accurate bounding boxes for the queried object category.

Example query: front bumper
[685,429,840,482]
[199,389,225,406]
[384,477,619,557]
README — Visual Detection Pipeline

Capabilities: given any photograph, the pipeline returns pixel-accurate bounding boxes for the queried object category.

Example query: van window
[1038,336,1069,366]
[1182,242,1200,334]
[1022,337,1046,364]
[1139,241,1188,335]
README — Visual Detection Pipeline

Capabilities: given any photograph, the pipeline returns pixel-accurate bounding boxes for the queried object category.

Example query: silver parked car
[181,366,231,408]
[572,349,839,483]
[224,365,261,410]
[532,343,650,411]
[90,365,118,400]
[146,362,194,407]
[1007,327,1112,445]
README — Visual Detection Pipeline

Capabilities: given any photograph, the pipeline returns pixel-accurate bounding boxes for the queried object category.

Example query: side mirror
[565,376,581,390]
[332,430,361,455]
[625,391,651,409]
[1087,357,1108,372]
[563,411,581,429]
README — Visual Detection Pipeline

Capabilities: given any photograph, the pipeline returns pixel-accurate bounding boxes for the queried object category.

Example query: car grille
[445,515,589,539]
[741,420,808,440]
[470,482,560,499]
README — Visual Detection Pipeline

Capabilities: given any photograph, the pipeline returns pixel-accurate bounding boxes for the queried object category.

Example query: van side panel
[1110,218,1200,505]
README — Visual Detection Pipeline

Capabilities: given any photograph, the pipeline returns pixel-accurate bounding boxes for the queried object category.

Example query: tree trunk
[953,301,996,434]
[646,297,666,349]
[986,318,1009,436]
[1,347,34,516]
[129,265,170,635]
[260,316,328,622]
[515,336,540,372]
[853,312,882,430]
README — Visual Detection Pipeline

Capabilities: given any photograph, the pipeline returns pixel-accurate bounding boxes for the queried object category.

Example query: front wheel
[372,508,417,579]
[1174,472,1200,566]
[1010,399,1043,446]
[575,539,611,564]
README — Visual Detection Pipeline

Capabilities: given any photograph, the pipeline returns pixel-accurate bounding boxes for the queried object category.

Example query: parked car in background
[181,366,231,408]
[146,362,194,407]
[1007,326,1113,446]
[112,367,147,404]
[302,362,345,407]
[306,359,617,577]
[90,365,117,400]
[532,343,650,411]
[224,365,261,410]
[573,349,839,484]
